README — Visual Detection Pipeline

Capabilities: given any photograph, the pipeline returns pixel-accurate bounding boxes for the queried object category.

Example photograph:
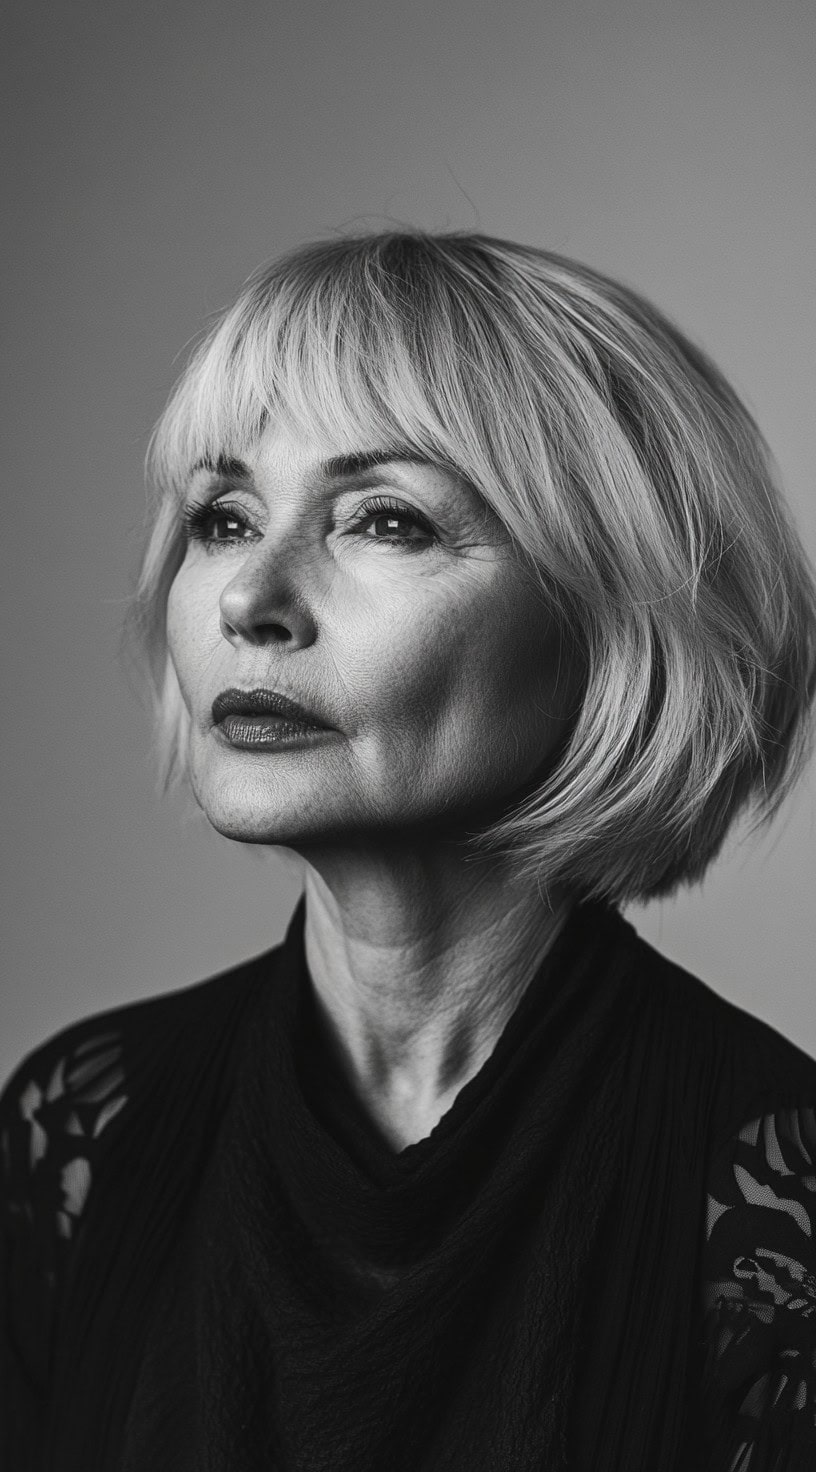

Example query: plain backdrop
[1,0,814,1087]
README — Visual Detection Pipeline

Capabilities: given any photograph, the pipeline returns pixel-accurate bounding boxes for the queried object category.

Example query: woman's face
[167,424,579,848]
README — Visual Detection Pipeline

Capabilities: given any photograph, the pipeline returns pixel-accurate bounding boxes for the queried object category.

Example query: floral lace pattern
[0,1030,128,1290]
[703,1107,816,1467]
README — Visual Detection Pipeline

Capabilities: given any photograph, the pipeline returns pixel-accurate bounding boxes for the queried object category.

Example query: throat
[307,993,509,1153]
[348,1071,473,1153]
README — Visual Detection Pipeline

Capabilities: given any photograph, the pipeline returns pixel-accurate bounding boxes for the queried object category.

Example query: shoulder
[0,945,281,1441]
[0,946,276,1370]
[607,916,816,1459]
[621,916,816,1135]
[0,1013,130,1262]
[621,921,816,1460]
[1,946,271,1129]
[0,944,275,1221]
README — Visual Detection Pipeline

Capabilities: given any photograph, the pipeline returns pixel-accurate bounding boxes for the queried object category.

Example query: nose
[218,550,318,649]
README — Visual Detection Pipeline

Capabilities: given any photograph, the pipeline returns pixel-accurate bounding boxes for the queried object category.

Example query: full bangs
[146,234,618,592]
[149,240,473,505]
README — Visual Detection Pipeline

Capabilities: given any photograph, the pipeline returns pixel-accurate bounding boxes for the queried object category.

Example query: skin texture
[167,424,582,1148]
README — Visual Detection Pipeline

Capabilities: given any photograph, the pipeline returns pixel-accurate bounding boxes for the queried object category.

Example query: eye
[353,496,436,547]
[182,499,256,546]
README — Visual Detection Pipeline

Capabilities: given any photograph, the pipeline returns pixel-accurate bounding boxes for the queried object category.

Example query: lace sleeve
[0,1026,129,1462]
[702,1105,816,1469]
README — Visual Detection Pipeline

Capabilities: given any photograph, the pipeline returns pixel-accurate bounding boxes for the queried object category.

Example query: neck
[290,838,573,1150]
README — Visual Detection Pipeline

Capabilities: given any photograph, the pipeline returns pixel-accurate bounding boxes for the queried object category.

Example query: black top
[2,896,816,1470]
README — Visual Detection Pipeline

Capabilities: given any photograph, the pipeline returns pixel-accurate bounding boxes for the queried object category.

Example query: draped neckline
[238,891,636,1267]
[294,896,578,1178]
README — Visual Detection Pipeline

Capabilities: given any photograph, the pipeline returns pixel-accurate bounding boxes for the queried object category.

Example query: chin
[191,766,375,848]
[187,735,348,841]
[199,808,281,845]
[192,782,321,846]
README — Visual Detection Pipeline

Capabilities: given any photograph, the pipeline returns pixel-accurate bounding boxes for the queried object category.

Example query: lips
[211,688,331,730]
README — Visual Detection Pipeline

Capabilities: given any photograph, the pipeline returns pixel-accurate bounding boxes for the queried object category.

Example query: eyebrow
[190,453,252,480]
[318,448,435,480]
[189,448,437,483]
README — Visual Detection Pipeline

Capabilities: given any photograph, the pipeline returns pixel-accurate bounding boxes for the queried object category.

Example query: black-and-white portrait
[2,3,815,1468]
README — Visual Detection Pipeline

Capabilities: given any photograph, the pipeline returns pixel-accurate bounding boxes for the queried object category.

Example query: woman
[2,231,816,1471]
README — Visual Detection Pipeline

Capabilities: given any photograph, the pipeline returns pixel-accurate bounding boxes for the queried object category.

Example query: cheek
[165,567,223,699]
[345,588,541,760]
[373,593,570,784]
[489,616,576,767]
[347,596,462,724]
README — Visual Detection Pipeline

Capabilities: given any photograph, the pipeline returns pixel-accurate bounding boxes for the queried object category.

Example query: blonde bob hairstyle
[132,230,816,907]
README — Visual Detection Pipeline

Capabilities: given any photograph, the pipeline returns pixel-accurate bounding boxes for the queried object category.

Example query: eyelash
[181,495,437,550]
[182,499,252,545]
[353,495,436,546]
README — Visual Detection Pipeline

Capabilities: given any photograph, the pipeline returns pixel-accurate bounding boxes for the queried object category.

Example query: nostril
[261,622,295,644]
[219,613,294,646]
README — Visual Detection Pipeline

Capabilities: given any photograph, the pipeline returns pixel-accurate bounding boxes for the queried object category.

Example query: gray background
[2,0,814,1088]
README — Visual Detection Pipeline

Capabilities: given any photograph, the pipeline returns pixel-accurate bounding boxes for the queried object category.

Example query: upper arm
[0,1026,129,1462]
[702,1104,816,1468]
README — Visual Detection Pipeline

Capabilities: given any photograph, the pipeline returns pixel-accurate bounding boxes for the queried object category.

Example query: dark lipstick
[211,688,335,749]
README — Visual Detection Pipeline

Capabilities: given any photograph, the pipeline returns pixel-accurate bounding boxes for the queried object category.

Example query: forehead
[176,305,468,480]
[189,431,472,499]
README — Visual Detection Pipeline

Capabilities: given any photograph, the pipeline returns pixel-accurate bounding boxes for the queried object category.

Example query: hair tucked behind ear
[128,229,816,906]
